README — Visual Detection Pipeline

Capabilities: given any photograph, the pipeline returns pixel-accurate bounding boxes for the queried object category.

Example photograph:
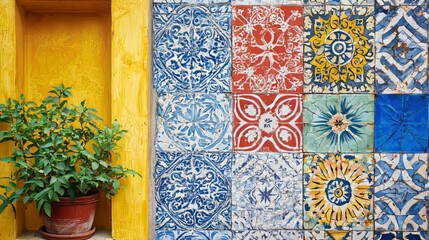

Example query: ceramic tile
[234,230,304,239]
[154,0,228,2]
[155,152,231,230]
[375,153,428,231]
[303,94,374,153]
[153,4,231,93]
[155,231,232,240]
[374,231,428,240]
[375,94,429,152]
[304,153,374,230]
[304,6,374,93]
[232,6,303,94]
[375,6,428,94]
[232,0,302,5]
[156,93,232,152]
[233,94,303,152]
[325,231,352,240]
[353,231,374,239]
[232,153,302,230]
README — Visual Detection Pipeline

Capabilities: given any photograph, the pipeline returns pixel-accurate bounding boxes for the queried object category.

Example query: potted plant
[0,84,140,240]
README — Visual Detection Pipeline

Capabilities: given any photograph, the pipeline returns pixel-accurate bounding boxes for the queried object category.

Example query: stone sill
[17,229,113,240]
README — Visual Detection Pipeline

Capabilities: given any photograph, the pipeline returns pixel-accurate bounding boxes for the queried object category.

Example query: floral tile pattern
[155,230,232,239]
[155,152,231,230]
[304,153,374,230]
[232,153,302,230]
[233,94,302,152]
[232,6,303,94]
[375,6,428,94]
[157,93,232,152]
[374,153,428,231]
[374,231,428,240]
[303,94,374,153]
[234,230,304,239]
[374,94,429,152]
[304,6,374,93]
[153,4,231,93]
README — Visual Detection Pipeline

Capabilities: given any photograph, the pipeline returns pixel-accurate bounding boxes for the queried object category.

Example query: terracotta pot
[41,192,99,235]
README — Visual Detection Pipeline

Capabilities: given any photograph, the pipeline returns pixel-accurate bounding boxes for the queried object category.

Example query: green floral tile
[303,94,374,153]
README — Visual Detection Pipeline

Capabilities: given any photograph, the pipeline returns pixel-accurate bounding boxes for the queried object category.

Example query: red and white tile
[233,94,302,152]
[232,6,304,94]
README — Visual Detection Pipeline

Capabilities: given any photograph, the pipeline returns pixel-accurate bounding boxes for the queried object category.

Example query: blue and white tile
[156,93,232,152]
[375,6,428,94]
[375,231,428,240]
[234,230,304,240]
[156,231,232,240]
[375,153,428,231]
[232,153,302,230]
[375,94,429,152]
[153,4,231,93]
[154,0,229,3]
[155,152,231,230]
[304,230,324,240]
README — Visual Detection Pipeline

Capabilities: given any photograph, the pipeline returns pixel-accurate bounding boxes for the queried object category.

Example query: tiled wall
[153,0,429,239]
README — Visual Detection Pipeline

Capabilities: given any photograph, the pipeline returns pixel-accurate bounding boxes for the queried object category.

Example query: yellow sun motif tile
[304,6,374,93]
[304,153,374,230]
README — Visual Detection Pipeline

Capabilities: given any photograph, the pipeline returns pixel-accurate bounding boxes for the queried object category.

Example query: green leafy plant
[0,84,140,217]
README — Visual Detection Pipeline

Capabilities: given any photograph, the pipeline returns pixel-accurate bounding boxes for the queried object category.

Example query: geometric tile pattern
[374,94,429,152]
[233,94,302,152]
[304,153,374,230]
[232,153,302,230]
[155,152,231,230]
[375,153,429,231]
[375,6,428,94]
[153,0,429,238]
[232,6,303,94]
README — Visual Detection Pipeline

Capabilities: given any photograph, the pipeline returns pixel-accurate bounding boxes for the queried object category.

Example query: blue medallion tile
[232,153,302,230]
[155,152,231,230]
[376,0,427,5]
[375,6,428,94]
[353,231,374,239]
[155,230,232,240]
[375,153,428,231]
[375,232,428,240]
[156,93,232,152]
[153,4,231,93]
[375,94,429,152]
[234,230,304,240]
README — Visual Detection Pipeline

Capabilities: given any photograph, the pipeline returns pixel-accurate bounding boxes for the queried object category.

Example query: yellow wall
[0,0,150,239]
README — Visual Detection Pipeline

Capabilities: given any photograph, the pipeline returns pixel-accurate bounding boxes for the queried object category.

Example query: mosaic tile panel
[153,0,429,238]
[304,153,374,230]
[374,94,429,152]
[375,153,429,231]
[155,152,231,230]
[232,153,302,230]
[153,4,231,93]
[233,94,302,152]
[303,94,374,153]
[375,6,428,94]
[232,6,303,94]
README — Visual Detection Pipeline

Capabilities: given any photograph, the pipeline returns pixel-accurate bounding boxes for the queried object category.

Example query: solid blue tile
[403,95,428,124]
[375,123,402,152]
[402,124,429,152]
[375,94,402,123]
[155,152,232,230]
[156,230,232,240]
